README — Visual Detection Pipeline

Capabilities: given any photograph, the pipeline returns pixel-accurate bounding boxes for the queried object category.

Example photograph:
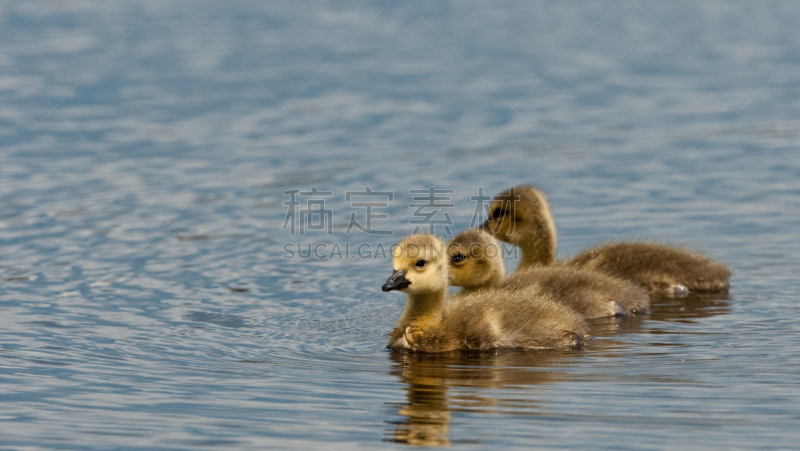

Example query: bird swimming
[481,185,731,296]
[382,234,588,352]
[447,228,650,318]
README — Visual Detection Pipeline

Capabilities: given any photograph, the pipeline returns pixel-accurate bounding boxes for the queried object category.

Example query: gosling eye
[414,259,427,268]
[450,253,467,264]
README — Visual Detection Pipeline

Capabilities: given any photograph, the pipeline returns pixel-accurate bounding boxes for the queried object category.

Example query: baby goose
[568,242,732,295]
[447,229,649,318]
[481,185,732,296]
[382,234,588,352]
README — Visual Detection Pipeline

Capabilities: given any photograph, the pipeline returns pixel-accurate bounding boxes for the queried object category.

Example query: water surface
[2,1,800,449]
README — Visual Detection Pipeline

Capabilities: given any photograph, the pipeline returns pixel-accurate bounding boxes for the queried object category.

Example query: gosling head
[481,185,557,265]
[446,229,505,289]
[382,234,448,295]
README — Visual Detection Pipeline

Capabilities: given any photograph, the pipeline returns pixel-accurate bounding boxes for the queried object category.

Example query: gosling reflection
[386,349,578,447]
[585,291,732,337]
[586,292,734,358]
[649,291,732,321]
[385,292,733,446]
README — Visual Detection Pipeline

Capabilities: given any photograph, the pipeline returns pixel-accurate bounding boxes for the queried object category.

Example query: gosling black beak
[382,269,411,292]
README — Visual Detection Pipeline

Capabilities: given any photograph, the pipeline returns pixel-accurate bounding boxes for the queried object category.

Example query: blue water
[2,1,800,449]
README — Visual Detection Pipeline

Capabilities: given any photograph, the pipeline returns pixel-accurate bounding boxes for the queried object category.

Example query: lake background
[2,1,800,449]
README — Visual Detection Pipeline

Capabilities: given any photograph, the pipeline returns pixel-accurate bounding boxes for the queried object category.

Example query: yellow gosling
[481,185,731,296]
[382,234,588,352]
[448,229,649,319]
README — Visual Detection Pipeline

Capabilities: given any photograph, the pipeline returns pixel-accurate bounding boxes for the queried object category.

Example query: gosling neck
[398,289,446,327]
[456,286,481,296]
[454,267,503,295]
[517,227,557,268]
[514,189,558,268]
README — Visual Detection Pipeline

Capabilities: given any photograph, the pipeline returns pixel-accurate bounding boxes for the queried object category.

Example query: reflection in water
[385,292,733,446]
[649,291,732,322]
[589,292,732,337]
[385,349,579,447]
[184,311,252,328]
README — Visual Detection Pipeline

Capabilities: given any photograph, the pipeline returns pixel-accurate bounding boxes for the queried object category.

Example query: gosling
[382,234,588,352]
[481,185,731,296]
[447,229,649,319]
